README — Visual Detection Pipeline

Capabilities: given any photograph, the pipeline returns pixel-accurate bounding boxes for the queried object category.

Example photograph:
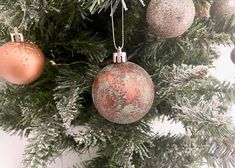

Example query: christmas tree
[0,0,235,167]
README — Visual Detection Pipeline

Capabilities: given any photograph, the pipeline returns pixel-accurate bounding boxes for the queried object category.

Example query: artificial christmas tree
[0,0,235,168]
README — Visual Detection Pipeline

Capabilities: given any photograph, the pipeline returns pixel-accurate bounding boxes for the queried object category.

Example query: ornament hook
[10,27,24,42]
[113,47,127,63]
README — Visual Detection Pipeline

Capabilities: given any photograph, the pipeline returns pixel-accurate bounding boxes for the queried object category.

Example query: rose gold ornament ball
[195,2,211,18]
[92,62,155,124]
[146,0,195,38]
[0,41,45,85]
[210,0,235,20]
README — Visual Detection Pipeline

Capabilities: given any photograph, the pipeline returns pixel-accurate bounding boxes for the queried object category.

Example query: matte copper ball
[195,3,211,18]
[92,62,155,124]
[146,0,195,38]
[0,41,45,84]
[210,0,235,19]
[231,47,235,64]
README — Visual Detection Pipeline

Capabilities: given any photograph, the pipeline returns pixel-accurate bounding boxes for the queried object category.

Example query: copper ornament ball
[0,41,45,84]
[92,62,155,124]
[195,2,211,18]
[146,0,195,38]
[210,0,235,20]
[231,47,235,64]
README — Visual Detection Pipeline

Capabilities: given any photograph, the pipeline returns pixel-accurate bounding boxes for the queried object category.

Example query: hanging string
[17,0,27,30]
[121,0,128,11]
[138,0,145,7]
[119,0,146,10]
[111,0,125,50]
[5,0,27,33]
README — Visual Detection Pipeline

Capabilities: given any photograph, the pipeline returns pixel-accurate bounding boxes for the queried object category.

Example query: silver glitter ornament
[231,47,235,64]
[146,0,195,38]
[210,0,235,20]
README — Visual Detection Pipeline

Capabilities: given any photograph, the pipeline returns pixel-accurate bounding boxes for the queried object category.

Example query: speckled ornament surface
[92,62,155,124]
[231,48,235,64]
[210,0,235,19]
[146,0,195,38]
[195,2,211,18]
[0,41,45,84]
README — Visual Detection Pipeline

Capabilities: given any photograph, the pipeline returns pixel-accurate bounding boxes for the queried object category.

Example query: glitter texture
[231,47,235,64]
[210,0,235,19]
[146,0,195,38]
[0,41,45,84]
[92,62,155,124]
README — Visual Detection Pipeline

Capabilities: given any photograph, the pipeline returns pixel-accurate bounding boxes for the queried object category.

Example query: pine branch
[0,0,59,31]
[141,17,234,66]
[22,115,66,168]
[173,96,233,142]
[200,134,235,168]
[92,121,152,167]
[187,18,234,45]
[82,0,145,14]
[142,135,202,168]
[212,16,235,34]
[0,73,56,136]
[160,64,208,85]
[151,64,235,119]
[70,115,153,168]
[53,66,88,129]
[155,64,208,100]
[143,133,235,168]
[80,156,121,168]
[194,78,235,112]
[83,63,101,87]
[193,0,211,8]
[0,0,88,41]
[68,31,108,63]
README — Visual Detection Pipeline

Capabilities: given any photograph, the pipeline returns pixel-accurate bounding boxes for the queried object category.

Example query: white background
[0,45,234,168]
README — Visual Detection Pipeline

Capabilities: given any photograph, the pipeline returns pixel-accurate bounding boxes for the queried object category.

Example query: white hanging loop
[110,0,145,63]
[119,0,146,10]
[111,0,127,63]
[121,0,128,11]
[110,0,125,50]
[138,0,145,7]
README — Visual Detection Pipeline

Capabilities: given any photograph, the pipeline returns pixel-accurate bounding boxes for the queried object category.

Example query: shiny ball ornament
[195,3,211,18]
[146,0,195,38]
[92,62,155,124]
[210,0,235,20]
[231,47,235,64]
[0,41,45,84]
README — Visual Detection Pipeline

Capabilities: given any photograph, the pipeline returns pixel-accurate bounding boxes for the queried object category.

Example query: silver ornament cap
[10,27,24,42]
[113,47,127,63]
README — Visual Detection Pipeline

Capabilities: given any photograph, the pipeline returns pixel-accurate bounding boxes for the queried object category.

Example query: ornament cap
[113,47,127,63]
[10,27,24,42]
